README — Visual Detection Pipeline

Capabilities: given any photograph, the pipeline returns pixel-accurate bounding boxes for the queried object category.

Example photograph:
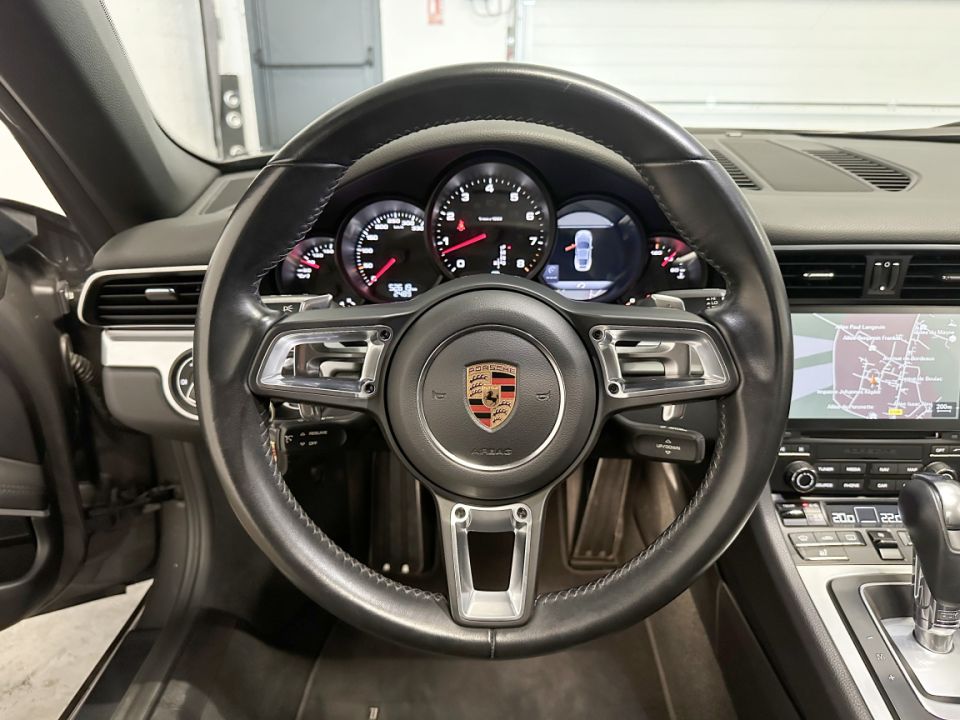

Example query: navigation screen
[790,312,960,421]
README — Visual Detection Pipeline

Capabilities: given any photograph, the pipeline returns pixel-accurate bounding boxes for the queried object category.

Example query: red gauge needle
[370,257,398,283]
[661,251,678,267]
[440,233,488,257]
[299,258,322,270]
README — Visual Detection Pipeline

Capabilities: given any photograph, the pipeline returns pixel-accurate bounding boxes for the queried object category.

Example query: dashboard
[261,156,708,306]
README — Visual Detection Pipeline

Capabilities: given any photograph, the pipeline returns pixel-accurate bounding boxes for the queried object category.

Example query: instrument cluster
[272,158,707,306]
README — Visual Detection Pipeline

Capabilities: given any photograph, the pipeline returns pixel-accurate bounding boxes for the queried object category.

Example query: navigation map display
[790,312,960,421]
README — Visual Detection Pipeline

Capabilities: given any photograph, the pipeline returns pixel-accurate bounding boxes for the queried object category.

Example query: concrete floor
[0,581,151,720]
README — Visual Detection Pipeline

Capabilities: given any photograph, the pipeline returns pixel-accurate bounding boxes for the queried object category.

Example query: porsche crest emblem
[465,361,517,432]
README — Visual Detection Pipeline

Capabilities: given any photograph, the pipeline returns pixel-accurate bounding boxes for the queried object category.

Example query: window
[103,0,960,161]
[0,123,61,214]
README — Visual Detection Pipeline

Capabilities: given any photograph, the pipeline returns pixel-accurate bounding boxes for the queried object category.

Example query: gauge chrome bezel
[426,158,555,279]
[337,198,438,303]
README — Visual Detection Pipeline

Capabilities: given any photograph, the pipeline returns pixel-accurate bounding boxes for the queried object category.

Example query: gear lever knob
[900,472,960,653]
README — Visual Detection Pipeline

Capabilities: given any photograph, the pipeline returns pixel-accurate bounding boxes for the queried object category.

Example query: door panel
[0,202,156,630]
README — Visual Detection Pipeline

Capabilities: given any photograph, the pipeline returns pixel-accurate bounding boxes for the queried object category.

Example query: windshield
[103,0,960,161]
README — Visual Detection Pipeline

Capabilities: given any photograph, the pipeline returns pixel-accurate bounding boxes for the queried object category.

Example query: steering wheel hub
[387,288,595,500]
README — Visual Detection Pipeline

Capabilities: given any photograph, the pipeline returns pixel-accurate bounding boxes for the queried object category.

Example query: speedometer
[340,200,439,302]
[427,161,553,277]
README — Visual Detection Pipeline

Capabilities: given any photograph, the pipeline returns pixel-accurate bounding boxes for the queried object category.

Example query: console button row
[814,462,922,476]
[790,530,864,548]
[931,446,960,457]
[790,528,910,562]
[809,478,916,493]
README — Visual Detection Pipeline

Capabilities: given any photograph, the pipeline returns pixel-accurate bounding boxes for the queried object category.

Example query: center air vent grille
[805,149,912,191]
[710,150,760,190]
[902,253,960,300]
[85,270,205,326]
[776,252,866,299]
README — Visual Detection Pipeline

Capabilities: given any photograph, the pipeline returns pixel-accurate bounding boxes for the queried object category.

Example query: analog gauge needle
[299,258,322,270]
[661,250,678,267]
[370,257,398,283]
[440,233,488,257]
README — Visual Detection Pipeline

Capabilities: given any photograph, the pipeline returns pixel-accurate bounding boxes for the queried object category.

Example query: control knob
[923,461,959,483]
[785,461,818,493]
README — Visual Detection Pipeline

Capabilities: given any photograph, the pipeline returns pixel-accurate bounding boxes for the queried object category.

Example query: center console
[772,308,960,719]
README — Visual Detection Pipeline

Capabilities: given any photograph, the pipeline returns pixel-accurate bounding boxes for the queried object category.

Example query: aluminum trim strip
[797,563,909,720]
[101,329,196,420]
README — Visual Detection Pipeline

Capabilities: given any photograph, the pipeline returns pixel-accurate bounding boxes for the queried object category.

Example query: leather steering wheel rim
[196,63,792,658]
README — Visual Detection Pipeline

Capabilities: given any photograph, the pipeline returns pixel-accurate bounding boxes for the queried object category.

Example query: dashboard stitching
[250,168,349,295]
[634,162,736,298]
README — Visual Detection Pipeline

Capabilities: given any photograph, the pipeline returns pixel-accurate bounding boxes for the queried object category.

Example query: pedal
[369,453,430,575]
[569,458,632,569]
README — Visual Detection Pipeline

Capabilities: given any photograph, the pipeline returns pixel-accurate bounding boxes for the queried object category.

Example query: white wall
[0,124,61,214]
[4,0,958,217]
[379,0,512,80]
[516,0,960,130]
[102,0,217,157]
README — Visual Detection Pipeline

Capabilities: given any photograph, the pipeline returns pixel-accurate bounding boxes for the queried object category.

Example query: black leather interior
[196,63,792,657]
[0,458,46,512]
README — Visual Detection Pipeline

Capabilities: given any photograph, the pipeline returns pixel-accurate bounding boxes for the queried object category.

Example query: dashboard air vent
[86,270,205,326]
[902,254,960,301]
[710,150,760,190]
[805,149,912,191]
[776,252,866,299]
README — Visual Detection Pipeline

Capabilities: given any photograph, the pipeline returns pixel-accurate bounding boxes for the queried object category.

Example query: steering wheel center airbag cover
[388,289,592,500]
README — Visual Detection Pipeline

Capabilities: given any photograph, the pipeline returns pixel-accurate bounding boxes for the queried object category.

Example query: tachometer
[340,200,439,302]
[428,161,552,277]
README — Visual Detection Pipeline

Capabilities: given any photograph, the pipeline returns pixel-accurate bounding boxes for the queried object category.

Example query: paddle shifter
[900,473,960,653]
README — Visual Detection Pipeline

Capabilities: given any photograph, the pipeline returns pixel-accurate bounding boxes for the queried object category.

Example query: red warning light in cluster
[456,219,466,232]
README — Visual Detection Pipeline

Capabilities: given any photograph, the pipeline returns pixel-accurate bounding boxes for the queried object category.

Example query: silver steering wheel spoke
[248,301,418,412]
[566,302,738,414]
[435,489,550,627]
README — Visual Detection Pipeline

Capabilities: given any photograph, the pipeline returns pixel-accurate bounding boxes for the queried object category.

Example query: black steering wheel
[196,64,791,658]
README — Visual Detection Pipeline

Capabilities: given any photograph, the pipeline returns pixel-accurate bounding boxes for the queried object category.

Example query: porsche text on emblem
[465,361,517,431]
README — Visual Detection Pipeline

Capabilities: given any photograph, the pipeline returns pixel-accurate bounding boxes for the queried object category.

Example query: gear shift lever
[900,472,960,653]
